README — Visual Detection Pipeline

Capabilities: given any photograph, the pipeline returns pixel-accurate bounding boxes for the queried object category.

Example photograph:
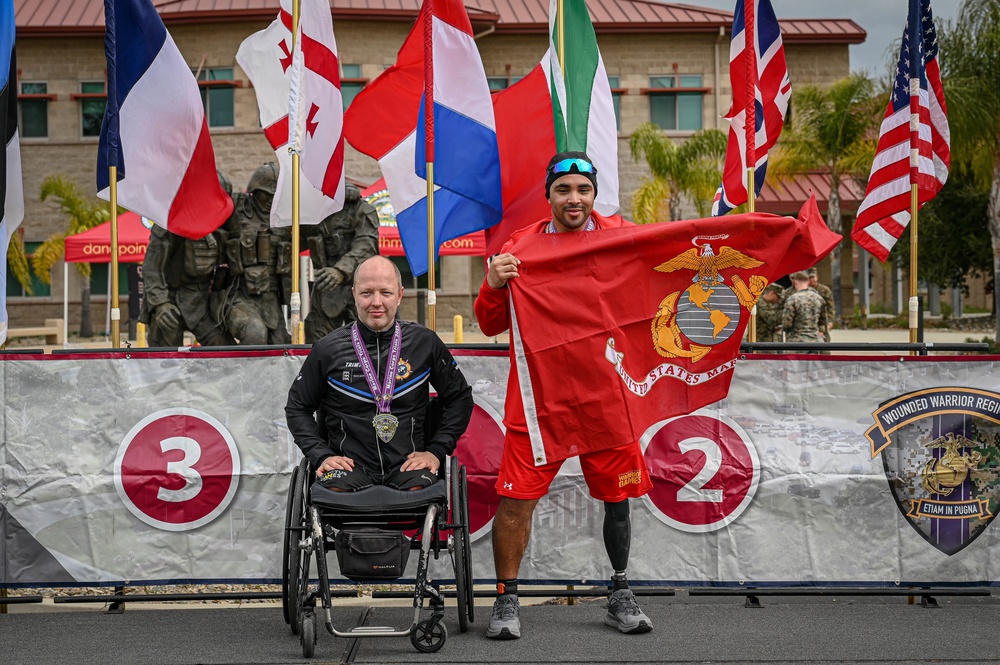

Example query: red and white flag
[851,0,949,261]
[288,0,345,208]
[235,0,341,227]
[507,198,840,464]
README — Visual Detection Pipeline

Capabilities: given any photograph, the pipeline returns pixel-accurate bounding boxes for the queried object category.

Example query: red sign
[453,400,505,541]
[641,413,759,532]
[114,408,240,531]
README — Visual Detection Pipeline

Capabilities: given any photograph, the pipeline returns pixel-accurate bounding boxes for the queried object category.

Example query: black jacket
[285,319,473,474]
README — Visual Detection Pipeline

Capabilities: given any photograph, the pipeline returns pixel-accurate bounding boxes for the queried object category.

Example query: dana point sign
[79,241,147,261]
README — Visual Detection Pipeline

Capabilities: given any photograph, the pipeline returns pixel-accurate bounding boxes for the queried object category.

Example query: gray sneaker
[605,588,652,634]
[486,594,521,639]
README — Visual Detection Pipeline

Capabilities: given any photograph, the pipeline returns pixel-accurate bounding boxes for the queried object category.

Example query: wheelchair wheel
[281,462,301,626]
[300,609,316,658]
[410,618,447,653]
[287,459,310,634]
[449,458,474,632]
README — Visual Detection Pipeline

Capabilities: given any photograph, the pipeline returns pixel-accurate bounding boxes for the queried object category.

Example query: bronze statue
[138,173,235,347]
[303,182,380,342]
[217,161,293,345]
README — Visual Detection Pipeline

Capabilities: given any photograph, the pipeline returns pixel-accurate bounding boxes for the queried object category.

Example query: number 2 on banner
[641,413,759,533]
[676,438,723,503]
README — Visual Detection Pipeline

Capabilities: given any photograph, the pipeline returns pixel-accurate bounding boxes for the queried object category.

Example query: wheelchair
[280,407,474,657]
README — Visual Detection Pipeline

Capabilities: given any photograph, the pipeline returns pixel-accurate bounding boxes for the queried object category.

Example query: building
[8,0,865,334]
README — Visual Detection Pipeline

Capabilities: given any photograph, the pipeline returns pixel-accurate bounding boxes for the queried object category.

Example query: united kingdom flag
[711,0,791,216]
[852,0,950,262]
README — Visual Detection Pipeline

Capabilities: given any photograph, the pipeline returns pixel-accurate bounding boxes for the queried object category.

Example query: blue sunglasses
[548,158,595,176]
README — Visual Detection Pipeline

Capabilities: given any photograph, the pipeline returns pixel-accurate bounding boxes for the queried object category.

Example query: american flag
[851,0,950,262]
[711,0,791,216]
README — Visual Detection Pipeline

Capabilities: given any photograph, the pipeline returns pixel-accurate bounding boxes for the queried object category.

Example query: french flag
[344,0,501,276]
[98,0,233,240]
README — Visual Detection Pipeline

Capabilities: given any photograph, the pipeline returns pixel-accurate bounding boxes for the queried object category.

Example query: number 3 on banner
[641,413,759,533]
[157,437,203,503]
[115,408,240,532]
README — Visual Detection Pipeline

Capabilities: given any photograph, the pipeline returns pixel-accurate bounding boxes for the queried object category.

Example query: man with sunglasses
[474,152,653,640]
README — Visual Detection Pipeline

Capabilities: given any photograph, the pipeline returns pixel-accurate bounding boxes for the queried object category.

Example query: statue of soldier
[302,182,380,342]
[138,173,236,347]
[217,162,292,345]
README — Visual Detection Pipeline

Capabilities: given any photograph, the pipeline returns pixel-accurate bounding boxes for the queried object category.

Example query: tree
[34,176,111,338]
[891,165,992,292]
[5,232,33,296]
[937,0,1000,339]
[628,124,727,223]
[770,73,881,320]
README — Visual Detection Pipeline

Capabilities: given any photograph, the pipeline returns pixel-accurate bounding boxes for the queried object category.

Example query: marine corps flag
[507,197,840,465]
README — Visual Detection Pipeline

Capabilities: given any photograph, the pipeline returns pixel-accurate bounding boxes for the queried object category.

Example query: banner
[3,350,1000,587]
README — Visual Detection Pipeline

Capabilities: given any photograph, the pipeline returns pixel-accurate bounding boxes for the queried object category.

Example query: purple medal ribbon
[351,322,403,441]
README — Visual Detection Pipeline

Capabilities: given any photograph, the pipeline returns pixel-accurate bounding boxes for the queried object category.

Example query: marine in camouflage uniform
[782,271,827,343]
[754,283,784,344]
[138,173,236,347]
[302,182,379,342]
[807,267,835,342]
[217,162,292,345]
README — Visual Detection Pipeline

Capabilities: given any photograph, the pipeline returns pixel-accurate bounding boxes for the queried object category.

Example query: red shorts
[495,430,652,502]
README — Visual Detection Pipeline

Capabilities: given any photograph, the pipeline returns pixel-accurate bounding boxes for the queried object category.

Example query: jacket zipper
[374,332,386,475]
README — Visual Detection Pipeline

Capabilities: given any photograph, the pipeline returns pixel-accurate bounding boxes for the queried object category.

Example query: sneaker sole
[486,627,521,640]
[604,615,653,634]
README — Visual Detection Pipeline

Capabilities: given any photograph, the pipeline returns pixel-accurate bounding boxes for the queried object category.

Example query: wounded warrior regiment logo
[605,235,767,394]
[866,387,1000,555]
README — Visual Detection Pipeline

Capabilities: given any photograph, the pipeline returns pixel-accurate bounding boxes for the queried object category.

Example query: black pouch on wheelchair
[335,528,410,580]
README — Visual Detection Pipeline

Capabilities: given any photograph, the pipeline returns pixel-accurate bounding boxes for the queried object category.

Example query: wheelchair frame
[281,455,474,657]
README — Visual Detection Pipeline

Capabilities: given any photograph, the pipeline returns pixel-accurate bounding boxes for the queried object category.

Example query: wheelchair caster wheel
[300,611,317,658]
[410,618,447,653]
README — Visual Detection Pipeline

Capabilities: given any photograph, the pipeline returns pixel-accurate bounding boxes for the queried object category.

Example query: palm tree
[937,0,1000,339]
[5,232,33,295]
[34,175,111,337]
[628,124,727,223]
[770,73,881,319]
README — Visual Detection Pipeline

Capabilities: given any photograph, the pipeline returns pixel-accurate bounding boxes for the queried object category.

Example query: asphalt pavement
[4,590,1000,664]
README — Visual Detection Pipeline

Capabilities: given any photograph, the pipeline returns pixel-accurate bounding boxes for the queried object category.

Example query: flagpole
[109,167,121,348]
[906,0,921,350]
[909,184,919,346]
[744,0,757,343]
[557,0,565,71]
[289,0,303,344]
[424,0,436,331]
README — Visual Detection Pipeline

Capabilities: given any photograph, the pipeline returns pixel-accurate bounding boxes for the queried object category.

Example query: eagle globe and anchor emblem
[650,234,767,359]
[604,234,768,395]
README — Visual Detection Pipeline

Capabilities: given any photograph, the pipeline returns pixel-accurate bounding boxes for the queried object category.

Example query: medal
[351,322,403,441]
[373,413,399,443]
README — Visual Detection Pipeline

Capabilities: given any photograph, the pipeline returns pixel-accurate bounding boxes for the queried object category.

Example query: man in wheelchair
[285,256,474,491]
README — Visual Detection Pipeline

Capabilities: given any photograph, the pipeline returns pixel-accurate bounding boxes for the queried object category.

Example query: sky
[689,0,963,75]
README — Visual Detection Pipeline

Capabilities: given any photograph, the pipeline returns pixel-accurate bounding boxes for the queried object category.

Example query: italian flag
[486,0,619,255]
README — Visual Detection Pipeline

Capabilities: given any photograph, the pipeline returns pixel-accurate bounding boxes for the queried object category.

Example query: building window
[19,82,51,138]
[487,77,509,92]
[5,242,51,297]
[341,64,368,110]
[195,67,235,127]
[74,81,108,138]
[608,76,624,132]
[645,75,706,131]
[90,263,129,297]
